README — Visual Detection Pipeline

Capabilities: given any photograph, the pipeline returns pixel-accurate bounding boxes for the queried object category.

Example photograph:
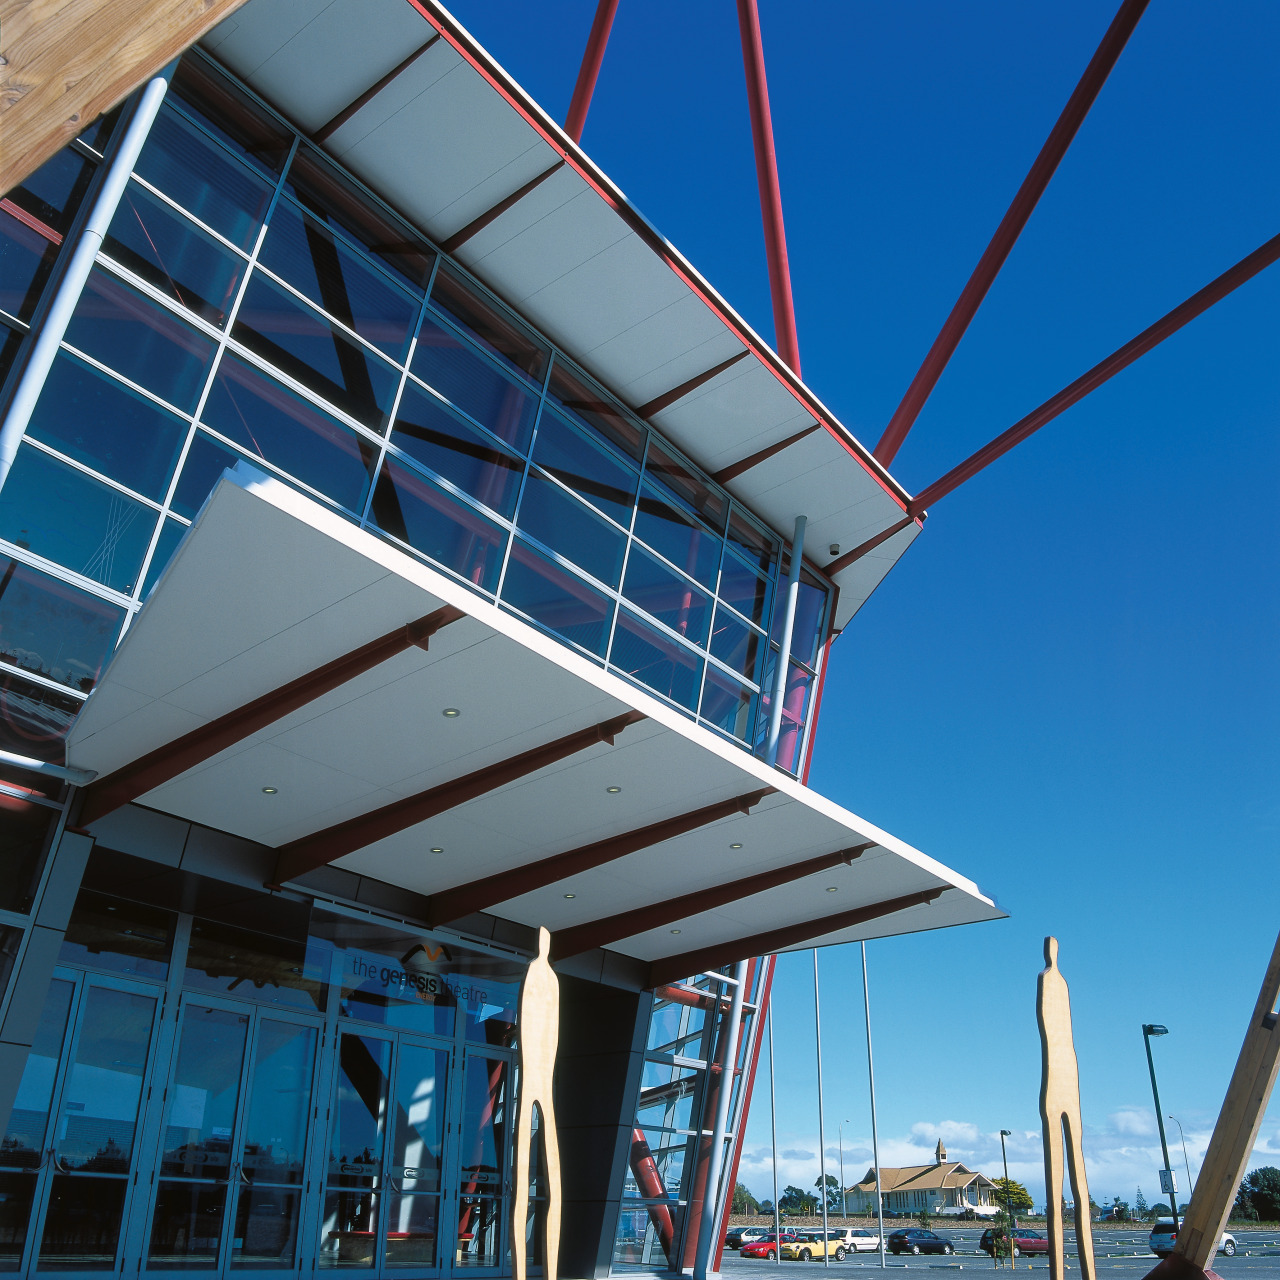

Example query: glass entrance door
[452,1053,509,1274]
[139,996,318,1275]
[0,969,160,1274]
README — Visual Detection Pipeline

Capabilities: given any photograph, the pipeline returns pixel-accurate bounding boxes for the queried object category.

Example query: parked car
[835,1228,882,1252]
[727,1226,777,1250]
[980,1229,1049,1258]
[1149,1220,1236,1258]
[781,1231,849,1262]
[887,1229,955,1256]
[741,1233,799,1260]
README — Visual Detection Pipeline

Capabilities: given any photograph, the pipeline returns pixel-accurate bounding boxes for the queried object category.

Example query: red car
[980,1229,1048,1258]
[741,1232,798,1260]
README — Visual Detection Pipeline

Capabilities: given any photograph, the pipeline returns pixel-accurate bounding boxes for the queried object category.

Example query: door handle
[51,1151,69,1174]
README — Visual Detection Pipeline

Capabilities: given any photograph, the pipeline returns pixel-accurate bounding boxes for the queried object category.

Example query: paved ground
[720,1230,1280,1279]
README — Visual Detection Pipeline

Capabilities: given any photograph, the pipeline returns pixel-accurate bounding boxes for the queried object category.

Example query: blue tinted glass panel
[708,606,763,683]
[0,670,81,762]
[64,270,215,413]
[546,362,644,462]
[284,145,434,292]
[610,610,703,711]
[371,459,506,593]
[502,540,613,658]
[0,325,23,391]
[622,546,710,647]
[169,431,243,520]
[0,212,60,323]
[516,470,625,588]
[7,149,95,237]
[233,274,399,431]
[141,518,189,598]
[170,57,292,177]
[726,508,776,576]
[754,656,811,772]
[0,447,157,594]
[699,667,756,742]
[411,315,537,452]
[105,183,245,326]
[77,109,120,156]
[718,552,772,628]
[134,106,274,250]
[27,353,188,501]
[531,410,637,526]
[260,198,418,361]
[201,356,377,513]
[769,572,826,664]
[0,560,123,691]
[390,383,522,519]
[634,482,721,590]
[644,441,726,534]
[429,265,547,387]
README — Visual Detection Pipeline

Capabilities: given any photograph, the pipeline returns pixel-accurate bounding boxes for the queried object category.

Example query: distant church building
[847,1141,1000,1217]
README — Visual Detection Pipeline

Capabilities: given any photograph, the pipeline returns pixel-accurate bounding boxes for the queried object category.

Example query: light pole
[838,1122,847,1217]
[1142,1024,1178,1228]
[999,1130,1013,1224]
[1168,1114,1194,1205]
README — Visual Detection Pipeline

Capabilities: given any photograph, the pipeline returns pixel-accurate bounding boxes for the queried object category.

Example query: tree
[815,1173,841,1212]
[917,1204,932,1230]
[1135,1187,1148,1219]
[1111,1197,1131,1222]
[1240,1167,1280,1221]
[781,1184,818,1215]
[990,1207,1015,1260]
[992,1178,1034,1213]
[733,1182,760,1215]
[759,1199,775,1217]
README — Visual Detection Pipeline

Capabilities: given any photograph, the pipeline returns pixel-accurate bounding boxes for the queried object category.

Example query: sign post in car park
[1159,1169,1178,1197]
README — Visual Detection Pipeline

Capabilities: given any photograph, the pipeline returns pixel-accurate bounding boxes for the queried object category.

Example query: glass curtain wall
[0,53,829,776]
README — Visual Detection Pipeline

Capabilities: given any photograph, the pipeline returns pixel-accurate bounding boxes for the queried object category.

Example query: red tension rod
[565,0,621,143]
[874,0,1151,467]
[909,230,1280,515]
[736,0,801,376]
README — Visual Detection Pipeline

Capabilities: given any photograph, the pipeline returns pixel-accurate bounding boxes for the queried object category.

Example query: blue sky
[445,0,1280,1208]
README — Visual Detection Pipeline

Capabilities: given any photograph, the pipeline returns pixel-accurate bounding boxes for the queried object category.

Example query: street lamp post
[838,1123,846,1217]
[1168,1114,1194,1205]
[1142,1024,1179,1228]
[999,1129,1013,1221]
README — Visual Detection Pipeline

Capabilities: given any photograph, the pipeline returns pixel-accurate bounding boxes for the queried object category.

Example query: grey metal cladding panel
[0,926,64,1047]
[83,805,190,868]
[34,832,94,932]
[180,826,275,889]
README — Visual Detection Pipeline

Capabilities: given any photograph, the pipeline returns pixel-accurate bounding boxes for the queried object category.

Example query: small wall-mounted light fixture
[442,707,461,718]
[605,785,622,794]
[262,787,278,794]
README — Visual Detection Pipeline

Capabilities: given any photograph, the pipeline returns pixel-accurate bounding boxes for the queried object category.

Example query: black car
[887,1229,955,1256]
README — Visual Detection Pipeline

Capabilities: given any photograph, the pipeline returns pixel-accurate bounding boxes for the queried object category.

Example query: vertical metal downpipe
[863,942,887,1267]
[0,69,173,494]
[693,961,749,1280]
[815,948,829,1264]
[765,514,806,767]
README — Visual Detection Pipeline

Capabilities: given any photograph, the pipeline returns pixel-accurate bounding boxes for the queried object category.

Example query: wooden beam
[428,788,774,928]
[272,710,647,885]
[79,604,465,826]
[551,841,875,959]
[647,886,946,987]
[1,0,252,197]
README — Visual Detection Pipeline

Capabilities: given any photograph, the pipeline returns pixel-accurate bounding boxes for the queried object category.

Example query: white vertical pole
[765,514,807,766]
[770,1000,780,1266]
[0,70,173,494]
[815,948,829,1265]
[863,942,886,1268]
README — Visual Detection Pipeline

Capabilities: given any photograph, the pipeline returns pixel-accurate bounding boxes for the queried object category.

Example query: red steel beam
[873,0,1151,467]
[551,841,875,959]
[909,229,1280,514]
[648,886,947,987]
[564,0,620,144]
[313,32,442,143]
[824,515,918,577]
[636,350,750,419]
[79,604,465,826]
[429,787,774,928]
[735,0,801,375]
[273,709,646,884]
[712,422,820,485]
[439,160,565,253]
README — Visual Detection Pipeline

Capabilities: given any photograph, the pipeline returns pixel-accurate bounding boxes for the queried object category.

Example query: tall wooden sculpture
[1038,937,1096,1280]
[512,927,561,1280]
[1141,927,1280,1280]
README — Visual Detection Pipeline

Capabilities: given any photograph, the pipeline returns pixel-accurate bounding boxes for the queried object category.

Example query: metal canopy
[68,469,1003,971]
[199,0,918,628]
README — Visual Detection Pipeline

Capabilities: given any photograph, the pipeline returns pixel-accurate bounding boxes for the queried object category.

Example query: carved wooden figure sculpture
[512,927,561,1280]
[1038,937,1096,1280]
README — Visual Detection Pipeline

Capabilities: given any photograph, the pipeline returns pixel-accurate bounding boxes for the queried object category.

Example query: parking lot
[720,1230,1280,1279]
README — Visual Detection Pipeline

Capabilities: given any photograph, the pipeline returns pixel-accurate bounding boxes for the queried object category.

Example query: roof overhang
[198,0,920,629]
[67,469,1001,979]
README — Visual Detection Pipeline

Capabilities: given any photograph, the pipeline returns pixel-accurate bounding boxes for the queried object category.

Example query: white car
[835,1228,882,1252]
[1148,1220,1237,1258]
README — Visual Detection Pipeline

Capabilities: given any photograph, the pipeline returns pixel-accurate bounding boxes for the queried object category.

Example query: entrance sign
[512,928,561,1280]
[1038,937,1096,1280]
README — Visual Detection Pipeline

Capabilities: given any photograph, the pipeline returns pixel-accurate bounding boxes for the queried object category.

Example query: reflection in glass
[384,1192,438,1267]
[169,431,244,521]
[2,978,73,1167]
[623,545,711,646]
[0,559,123,692]
[634,481,721,591]
[6,148,95,240]
[391,1045,447,1193]
[718,552,772,629]
[612,610,703,711]
[317,1190,378,1269]
[531,408,638,527]
[546,362,644,462]
[159,1006,249,1178]
[0,327,23,394]
[0,211,60,323]
[240,1021,315,1184]
[708,605,764,683]
[0,796,61,909]
[328,1035,389,1187]
[429,264,547,388]
[0,1171,36,1271]
[147,1181,227,1270]
[231,1187,302,1271]
[55,986,156,1170]
[516,470,626,589]
[454,1196,501,1269]
[501,540,613,659]
[0,672,79,764]
[59,891,174,979]
[36,1174,129,1271]
[699,666,756,742]
[27,353,188,502]
[169,58,293,178]
[457,1055,507,1196]
[140,517,189,598]
[0,446,157,594]
[183,915,326,1011]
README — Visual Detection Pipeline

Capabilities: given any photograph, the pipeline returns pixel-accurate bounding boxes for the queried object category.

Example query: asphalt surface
[719,1230,1280,1279]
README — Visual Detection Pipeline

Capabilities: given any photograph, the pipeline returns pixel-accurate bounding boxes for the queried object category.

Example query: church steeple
[935,1139,947,1165]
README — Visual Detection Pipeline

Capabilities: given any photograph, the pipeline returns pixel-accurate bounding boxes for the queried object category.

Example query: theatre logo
[345,939,491,1006]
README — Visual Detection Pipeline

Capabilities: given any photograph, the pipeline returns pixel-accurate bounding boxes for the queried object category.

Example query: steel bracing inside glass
[0,53,830,773]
